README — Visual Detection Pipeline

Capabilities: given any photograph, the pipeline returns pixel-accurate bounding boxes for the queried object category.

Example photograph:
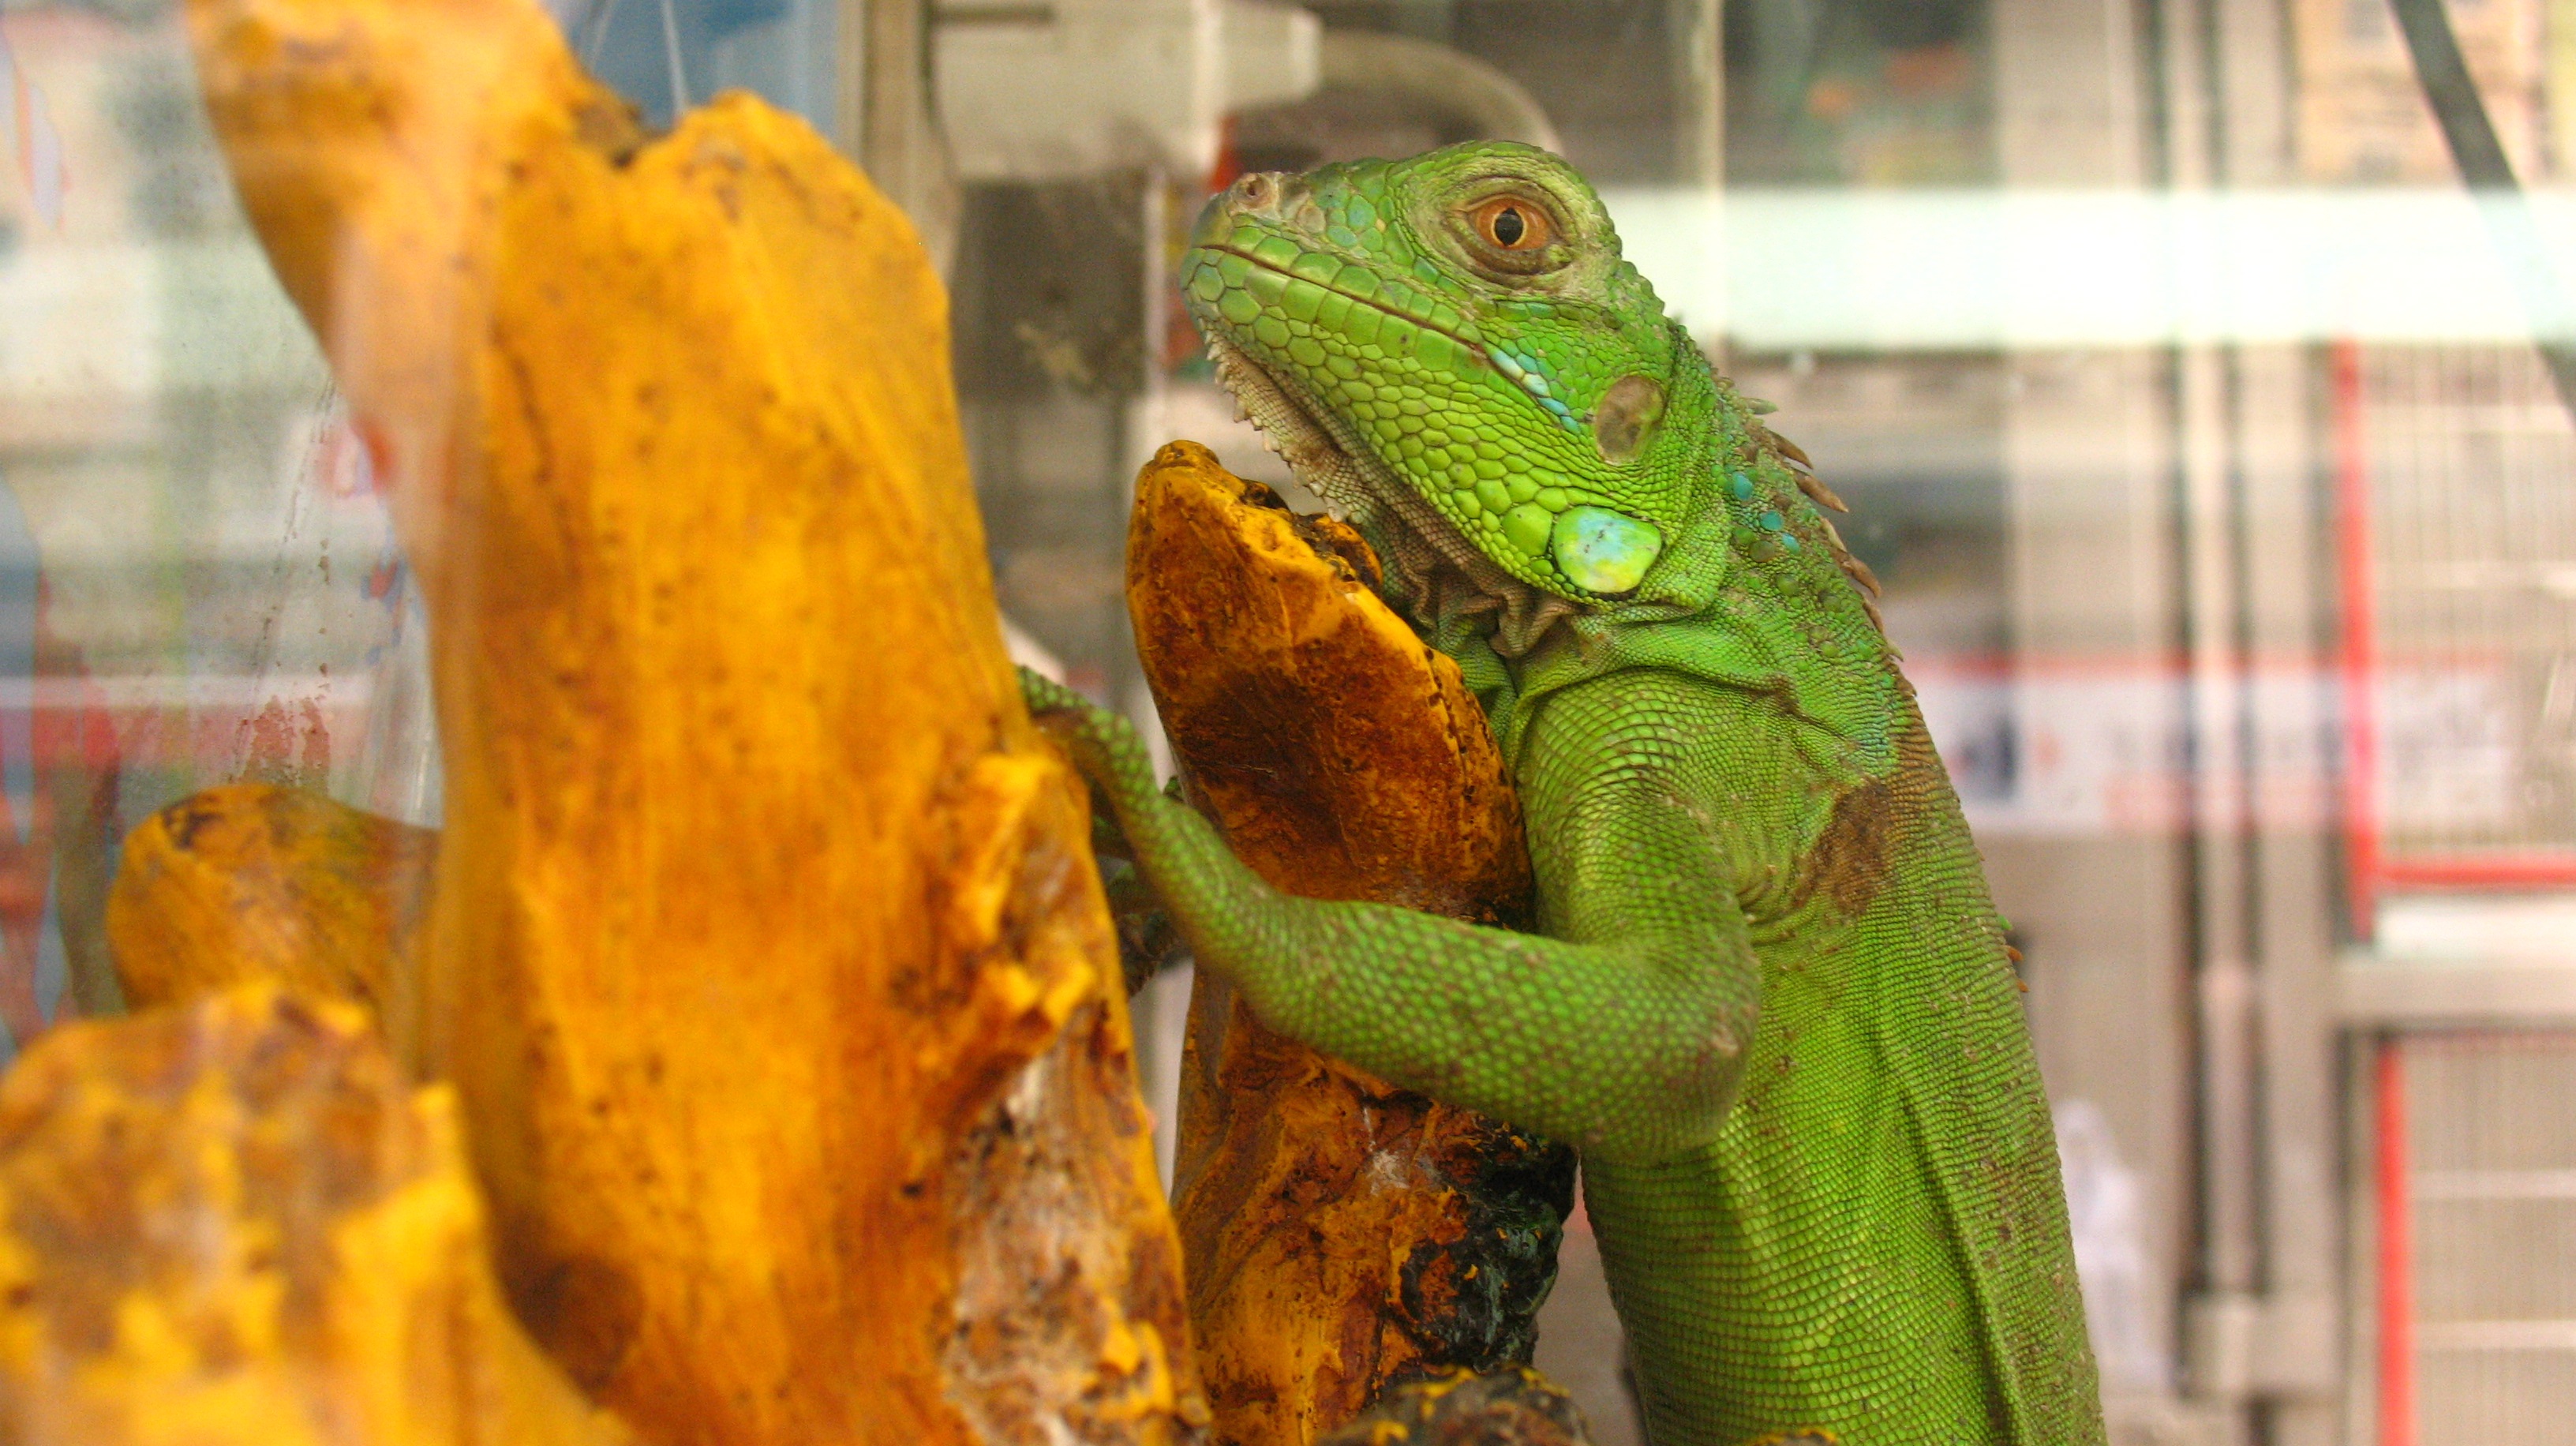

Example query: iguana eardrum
[1024,141,2105,1445]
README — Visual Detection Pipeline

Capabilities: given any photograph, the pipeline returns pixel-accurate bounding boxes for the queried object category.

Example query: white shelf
[2337,953,2576,1027]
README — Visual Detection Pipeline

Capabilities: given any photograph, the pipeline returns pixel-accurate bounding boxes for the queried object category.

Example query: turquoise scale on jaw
[1552,505,1664,594]
[1486,348,1586,432]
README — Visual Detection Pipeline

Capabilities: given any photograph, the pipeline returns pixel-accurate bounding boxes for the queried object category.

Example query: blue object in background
[0,478,36,1070]
[566,0,832,134]
[0,479,36,849]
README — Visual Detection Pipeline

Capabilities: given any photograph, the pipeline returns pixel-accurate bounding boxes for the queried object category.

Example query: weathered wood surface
[184,2,1204,1442]
[0,983,632,1445]
[107,783,435,1013]
[1126,442,1574,1446]
[1316,1368,1592,1446]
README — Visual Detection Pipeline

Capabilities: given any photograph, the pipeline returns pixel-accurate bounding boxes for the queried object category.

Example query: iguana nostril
[1234,174,1276,211]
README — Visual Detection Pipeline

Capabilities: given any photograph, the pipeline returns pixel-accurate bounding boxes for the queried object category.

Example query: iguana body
[1024,142,2104,1445]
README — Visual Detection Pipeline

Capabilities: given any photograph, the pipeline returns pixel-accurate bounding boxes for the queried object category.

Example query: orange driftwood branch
[107,783,435,1014]
[1125,443,1572,1446]
[0,984,633,1445]
[182,1,1201,1442]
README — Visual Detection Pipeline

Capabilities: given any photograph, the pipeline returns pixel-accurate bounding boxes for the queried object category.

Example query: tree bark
[0,984,632,1445]
[1125,443,1573,1446]
[107,783,435,1014]
[181,2,1204,1441]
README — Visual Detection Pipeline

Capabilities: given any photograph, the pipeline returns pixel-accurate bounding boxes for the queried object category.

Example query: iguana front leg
[1024,668,1758,1166]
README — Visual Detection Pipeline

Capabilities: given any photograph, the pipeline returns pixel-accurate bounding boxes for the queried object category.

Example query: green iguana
[1020,140,2106,1446]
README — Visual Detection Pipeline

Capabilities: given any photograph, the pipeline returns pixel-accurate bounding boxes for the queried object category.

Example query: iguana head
[1181,141,1721,605]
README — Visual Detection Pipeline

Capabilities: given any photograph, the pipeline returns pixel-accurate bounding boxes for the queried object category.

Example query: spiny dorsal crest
[1758,421,1888,639]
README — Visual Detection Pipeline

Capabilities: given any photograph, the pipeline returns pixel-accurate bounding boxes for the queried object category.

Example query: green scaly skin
[1024,141,2106,1445]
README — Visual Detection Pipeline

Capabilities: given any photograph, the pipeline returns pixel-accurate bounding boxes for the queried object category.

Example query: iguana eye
[1451,191,1569,277]
[1470,197,1552,251]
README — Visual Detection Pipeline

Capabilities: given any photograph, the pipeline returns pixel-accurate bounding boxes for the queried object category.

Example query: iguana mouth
[1202,333,1575,655]
[1198,242,1593,439]
[1196,242,1497,372]
[1204,336,1387,524]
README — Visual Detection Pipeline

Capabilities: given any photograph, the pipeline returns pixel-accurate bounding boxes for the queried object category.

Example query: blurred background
[0,0,2570,1441]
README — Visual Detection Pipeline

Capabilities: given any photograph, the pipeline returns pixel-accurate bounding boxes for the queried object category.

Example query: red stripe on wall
[2332,338,2382,941]
[2376,1037,2413,1446]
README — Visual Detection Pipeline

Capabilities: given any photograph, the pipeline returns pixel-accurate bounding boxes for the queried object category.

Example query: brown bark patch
[1314,1366,1591,1446]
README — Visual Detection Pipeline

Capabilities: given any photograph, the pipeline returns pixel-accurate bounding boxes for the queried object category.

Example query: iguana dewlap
[1024,141,2106,1446]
